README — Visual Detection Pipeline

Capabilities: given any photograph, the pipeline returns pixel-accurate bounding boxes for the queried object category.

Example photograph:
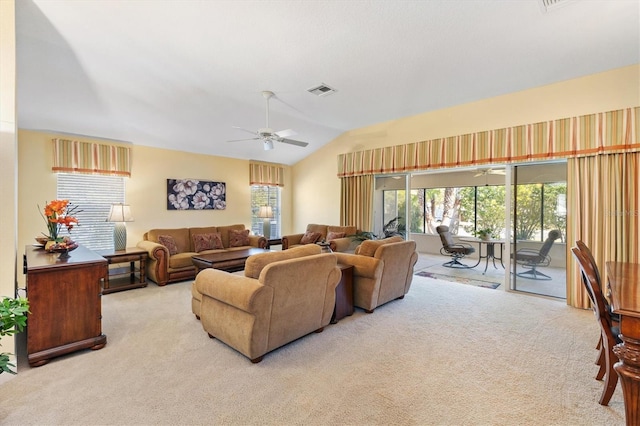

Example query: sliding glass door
[510,162,567,298]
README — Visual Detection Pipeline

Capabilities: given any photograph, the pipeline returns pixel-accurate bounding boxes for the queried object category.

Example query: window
[402,181,566,241]
[57,173,125,250]
[250,185,281,239]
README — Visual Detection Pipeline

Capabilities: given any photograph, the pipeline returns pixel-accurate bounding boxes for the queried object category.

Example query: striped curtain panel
[337,107,639,177]
[340,174,373,232]
[249,161,285,187]
[52,139,131,177]
[567,152,640,308]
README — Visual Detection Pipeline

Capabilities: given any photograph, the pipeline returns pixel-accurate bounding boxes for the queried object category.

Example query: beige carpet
[0,275,626,425]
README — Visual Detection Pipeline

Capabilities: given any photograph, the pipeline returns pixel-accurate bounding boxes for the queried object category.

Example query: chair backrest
[436,225,456,249]
[571,247,613,331]
[538,229,561,257]
[375,240,419,306]
[576,240,601,285]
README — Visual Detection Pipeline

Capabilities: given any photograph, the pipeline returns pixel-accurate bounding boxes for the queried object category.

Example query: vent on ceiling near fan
[539,0,574,13]
[307,84,337,97]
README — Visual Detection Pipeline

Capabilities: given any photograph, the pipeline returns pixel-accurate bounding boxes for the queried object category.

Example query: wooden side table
[96,247,148,294]
[331,264,354,324]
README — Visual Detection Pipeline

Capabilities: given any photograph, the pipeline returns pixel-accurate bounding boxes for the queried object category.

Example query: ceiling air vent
[539,0,574,13]
[307,83,337,97]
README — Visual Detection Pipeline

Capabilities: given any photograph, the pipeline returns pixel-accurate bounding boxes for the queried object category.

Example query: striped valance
[52,139,132,177]
[338,107,640,177]
[249,161,285,187]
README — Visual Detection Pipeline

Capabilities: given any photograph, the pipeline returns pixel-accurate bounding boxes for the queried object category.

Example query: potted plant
[0,296,30,374]
[473,228,494,241]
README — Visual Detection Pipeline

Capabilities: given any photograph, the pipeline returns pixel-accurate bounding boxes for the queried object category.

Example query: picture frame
[167,178,226,210]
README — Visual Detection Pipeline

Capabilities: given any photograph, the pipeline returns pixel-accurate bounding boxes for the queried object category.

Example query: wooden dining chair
[575,240,621,379]
[571,247,621,406]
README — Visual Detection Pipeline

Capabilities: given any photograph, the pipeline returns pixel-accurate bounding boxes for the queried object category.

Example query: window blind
[57,173,125,250]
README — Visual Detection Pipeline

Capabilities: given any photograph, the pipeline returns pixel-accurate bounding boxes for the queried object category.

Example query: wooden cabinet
[24,245,107,367]
[331,264,354,324]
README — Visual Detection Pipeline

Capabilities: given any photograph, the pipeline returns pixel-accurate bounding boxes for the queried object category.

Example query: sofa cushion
[188,227,218,251]
[229,229,250,247]
[306,224,328,240]
[326,231,346,241]
[244,244,322,279]
[355,236,404,257]
[158,235,179,255]
[300,231,322,244]
[327,225,357,237]
[217,224,247,248]
[193,232,224,252]
[148,228,190,253]
[169,252,198,269]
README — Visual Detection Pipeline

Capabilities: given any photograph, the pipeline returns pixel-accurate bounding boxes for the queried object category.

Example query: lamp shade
[257,206,273,219]
[107,204,134,222]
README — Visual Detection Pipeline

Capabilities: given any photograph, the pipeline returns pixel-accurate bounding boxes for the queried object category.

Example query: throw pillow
[158,234,178,255]
[193,232,223,252]
[229,229,250,247]
[300,231,322,244]
[326,231,346,241]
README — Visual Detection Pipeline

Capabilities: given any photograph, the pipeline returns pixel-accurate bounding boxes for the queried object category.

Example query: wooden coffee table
[192,248,271,273]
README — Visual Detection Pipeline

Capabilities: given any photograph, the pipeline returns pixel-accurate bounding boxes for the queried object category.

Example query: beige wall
[0,0,17,379]
[16,130,293,287]
[291,65,640,233]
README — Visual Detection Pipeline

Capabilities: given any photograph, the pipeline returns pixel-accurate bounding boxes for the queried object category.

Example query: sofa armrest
[196,269,273,313]
[137,240,170,285]
[137,240,169,261]
[329,237,356,253]
[249,235,268,249]
[282,233,304,250]
[334,252,383,280]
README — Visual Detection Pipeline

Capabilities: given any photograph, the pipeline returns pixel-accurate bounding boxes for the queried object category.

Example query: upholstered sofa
[282,224,357,252]
[137,224,267,286]
[334,236,418,313]
[193,244,341,363]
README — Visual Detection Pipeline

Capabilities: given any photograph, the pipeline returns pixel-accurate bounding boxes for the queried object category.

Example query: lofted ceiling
[15,0,640,166]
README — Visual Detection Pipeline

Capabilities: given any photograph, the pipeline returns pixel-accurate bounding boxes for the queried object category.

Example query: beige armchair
[335,237,418,313]
[195,245,341,363]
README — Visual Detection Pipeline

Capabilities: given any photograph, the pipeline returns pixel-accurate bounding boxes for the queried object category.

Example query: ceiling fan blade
[274,128,296,138]
[227,137,260,143]
[232,126,258,136]
[278,138,309,148]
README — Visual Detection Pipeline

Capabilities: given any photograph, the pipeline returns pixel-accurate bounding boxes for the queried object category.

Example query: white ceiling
[15,0,640,166]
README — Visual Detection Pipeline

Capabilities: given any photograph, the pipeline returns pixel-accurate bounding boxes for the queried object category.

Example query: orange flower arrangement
[40,200,80,241]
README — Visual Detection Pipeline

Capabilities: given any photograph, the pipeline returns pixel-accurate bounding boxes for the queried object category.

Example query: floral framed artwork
[167,178,226,210]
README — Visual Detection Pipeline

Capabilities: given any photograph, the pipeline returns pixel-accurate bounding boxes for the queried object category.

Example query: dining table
[606,261,640,426]
[460,238,505,274]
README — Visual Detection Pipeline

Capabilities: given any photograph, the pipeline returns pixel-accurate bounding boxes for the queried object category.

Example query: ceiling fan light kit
[227,90,310,151]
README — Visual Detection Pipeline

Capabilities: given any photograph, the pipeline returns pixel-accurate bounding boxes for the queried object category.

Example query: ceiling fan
[474,168,506,177]
[227,91,309,151]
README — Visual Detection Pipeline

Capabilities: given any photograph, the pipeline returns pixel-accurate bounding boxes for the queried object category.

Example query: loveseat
[335,236,418,313]
[194,244,341,363]
[282,224,357,252]
[137,224,267,286]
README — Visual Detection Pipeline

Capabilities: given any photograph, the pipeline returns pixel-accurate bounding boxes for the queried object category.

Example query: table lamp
[107,203,134,251]
[257,206,273,240]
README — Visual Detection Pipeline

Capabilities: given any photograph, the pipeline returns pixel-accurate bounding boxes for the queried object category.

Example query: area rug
[415,270,501,289]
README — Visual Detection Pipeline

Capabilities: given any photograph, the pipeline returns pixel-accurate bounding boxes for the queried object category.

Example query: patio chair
[436,225,475,268]
[514,230,561,280]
